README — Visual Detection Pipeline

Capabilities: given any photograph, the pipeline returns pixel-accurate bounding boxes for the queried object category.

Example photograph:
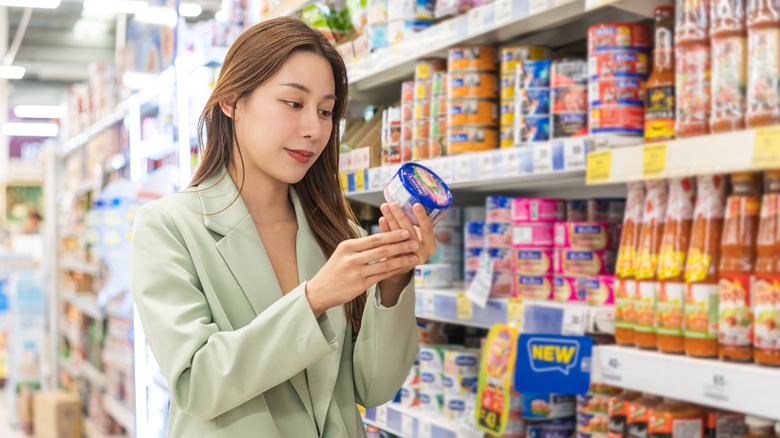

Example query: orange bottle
[755,170,780,366]
[627,394,664,438]
[747,0,780,127]
[616,182,647,346]
[719,172,763,362]
[635,181,669,349]
[608,390,643,438]
[710,0,748,132]
[676,0,712,137]
[657,178,697,354]
[648,399,706,438]
[685,175,727,358]
[645,6,677,142]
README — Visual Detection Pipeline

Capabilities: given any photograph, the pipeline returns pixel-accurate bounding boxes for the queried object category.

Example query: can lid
[746,416,775,428]
[396,162,453,210]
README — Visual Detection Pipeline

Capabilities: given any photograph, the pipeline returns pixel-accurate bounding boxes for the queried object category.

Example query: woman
[131,17,436,437]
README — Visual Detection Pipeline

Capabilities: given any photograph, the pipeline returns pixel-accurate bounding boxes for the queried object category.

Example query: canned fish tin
[552,113,588,138]
[517,89,551,116]
[552,86,587,113]
[402,80,415,103]
[429,116,447,157]
[448,46,497,72]
[513,275,554,300]
[551,59,588,87]
[415,58,447,81]
[432,72,448,95]
[554,276,588,302]
[384,162,452,226]
[402,102,414,122]
[414,138,431,160]
[413,119,431,140]
[588,51,649,80]
[500,74,516,100]
[414,100,432,120]
[500,126,516,148]
[415,79,432,100]
[500,45,552,74]
[449,99,499,126]
[501,99,515,126]
[516,115,551,143]
[588,23,650,53]
[382,145,401,165]
[519,60,552,88]
[449,126,499,154]
[449,72,499,99]
[588,79,645,107]
[431,95,448,118]
[589,105,644,135]
[402,122,413,142]
[401,142,413,162]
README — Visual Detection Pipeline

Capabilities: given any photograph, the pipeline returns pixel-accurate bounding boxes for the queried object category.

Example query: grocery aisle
[0,388,26,438]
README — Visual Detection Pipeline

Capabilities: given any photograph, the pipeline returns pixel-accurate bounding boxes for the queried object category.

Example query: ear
[219,100,237,119]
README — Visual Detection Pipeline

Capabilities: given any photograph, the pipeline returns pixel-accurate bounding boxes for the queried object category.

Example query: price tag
[438,158,454,182]
[586,149,612,184]
[354,170,366,191]
[339,172,349,192]
[564,138,587,170]
[702,372,732,403]
[507,297,524,328]
[503,148,521,176]
[459,393,485,438]
[468,4,495,35]
[479,152,494,177]
[375,405,388,427]
[401,414,414,436]
[642,143,667,178]
[599,350,624,385]
[495,0,513,24]
[752,126,780,168]
[561,306,588,335]
[457,292,474,320]
[533,143,553,173]
[466,252,495,308]
[419,421,433,438]
[368,167,382,190]
[455,156,472,182]
[422,293,436,318]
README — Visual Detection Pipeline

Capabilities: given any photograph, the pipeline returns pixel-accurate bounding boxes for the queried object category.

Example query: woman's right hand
[305,229,418,316]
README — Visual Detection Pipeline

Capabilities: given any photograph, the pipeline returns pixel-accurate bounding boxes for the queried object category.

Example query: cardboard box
[33,391,82,438]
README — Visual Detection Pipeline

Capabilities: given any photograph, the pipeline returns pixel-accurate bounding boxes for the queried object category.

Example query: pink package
[486,196,513,223]
[488,247,513,272]
[512,223,555,247]
[487,222,513,248]
[512,275,554,300]
[553,276,587,302]
[585,275,616,305]
[511,198,565,223]
[554,249,616,276]
[513,248,555,275]
[464,221,486,249]
[491,271,513,298]
[554,222,621,250]
[465,248,483,271]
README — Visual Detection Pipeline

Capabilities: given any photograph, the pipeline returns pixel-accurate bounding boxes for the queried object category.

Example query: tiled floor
[0,388,28,438]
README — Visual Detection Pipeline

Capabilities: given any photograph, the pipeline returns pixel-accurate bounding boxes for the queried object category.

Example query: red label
[754,273,780,351]
[676,44,711,125]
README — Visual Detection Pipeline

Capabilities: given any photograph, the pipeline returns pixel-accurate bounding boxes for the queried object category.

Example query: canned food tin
[432,71,448,95]
[402,80,415,103]
[382,145,401,165]
[449,46,497,71]
[516,115,551,143]
[500,45,552,75]
[589,105,644,135]
[517,89,551,116]
[513,275,554,300]
[431,95,448,118]
[519,60,552,89]
[430,117,447,157]
[588,23,650,53]
[552,113,588,138]
[402,122,413,141]
[449,72,499,99]
[500,126,515,148]
[388,0,435,21]
[449,126,499,154]
[401,142,413,162]
[500,74,516,100]
[414,138,431,160]
[588,79,645,107]
[413,119,431,140]
[551,59,588,87]
[402,102,414,122]
[415,58,447,81]
[449,99,499,126]
[500,99,514,126]
[588,51,649,80]
[552,86,587,113]
[414,100,432,120]
[415,79,432,100]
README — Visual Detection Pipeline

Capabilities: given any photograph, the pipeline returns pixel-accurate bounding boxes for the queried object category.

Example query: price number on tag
[642,143,667,178]
[457,292,474,320]
[562,307,588,335]
[752,126,780,168]
[422,293,436,318]
[703,372,731,403]
[600,353,623,384]
[586,150,612,184]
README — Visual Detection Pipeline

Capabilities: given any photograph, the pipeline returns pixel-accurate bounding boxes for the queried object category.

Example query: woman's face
[225,51,336,185]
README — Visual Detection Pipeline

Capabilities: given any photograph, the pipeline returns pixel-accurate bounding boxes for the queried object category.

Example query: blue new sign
[514,334,593,395]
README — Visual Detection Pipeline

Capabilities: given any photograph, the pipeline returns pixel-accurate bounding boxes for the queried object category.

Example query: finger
[378,217,391,234]
[389,203,419,240]
[367,266,415,285]
[346,229,409,252]
[413,204,435,241]
[380,203,402,231]
[355,240,419,265]
[362,253,418,277]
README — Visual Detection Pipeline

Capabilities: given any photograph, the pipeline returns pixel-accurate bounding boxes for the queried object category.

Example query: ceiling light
[135,6,178,27]
[74,18,111,38]
[215,10,228,22]
[83,0,148,14]
[123,72,156,90]
[0,66,25,80]
[0,0,60,8]
[81,9,117,21]
[14,105,66,119]
[178,3,202,17]
[3,122,59,138]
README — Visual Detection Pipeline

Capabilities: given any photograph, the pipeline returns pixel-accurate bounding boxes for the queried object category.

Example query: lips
[286,149,314,164]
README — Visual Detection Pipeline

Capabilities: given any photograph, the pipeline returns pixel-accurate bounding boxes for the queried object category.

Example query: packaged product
[719,172,762,362]
[402,102,414,122]
[710,0,747,133]
[616,182,647,346]
[431,72,448,96]
[553,113,589,138]
[519,60,553,88]
[588,51,649,80]
[492,271,514,297]
[585,275,616,305]
[647,399,705,438]
[443,374,478,395]
[487,223,513,248]
[433,0,470,19]
[512,198,566,223]
[627,394,664,438]
[554,276,587,302]
[465,206,487,222]
[500,126,517,148]
[746,1,780,128]
[449,72,499,99]
[589,79,646,107]
[444,392,469,421]
[608,390,642,438]
[487,196,514,223]
[402,80,415,102]
[743,416,776,437]
[656,177,696,354]
[449,99,499,125]
[552,86,587,113]
[400,385,420,408]
[676,0,710,44]
[501,99,515,125]
[413,99,431,121]
[527,419,576,438]
[552,58,588,86]
[489,247,514,272]
[443,348,480,377]
[449,126,499,153]
[516,115,551,143]
[387,20,433,45]
[388,0,435,21]
[685,175,727,358]
[500,45,553,74]
[518,89,553,115]
[705,411,747,438]
[512,223,556,247]
[465,221,486,249]
[588,198,627,223]
[415,264,454,288]
[675,43,711,137]
[501,74,517,100]
[589,105,645,136]
[465,247,483,271]
[755,170,780,367]
[554,222,620,250]
[578,411,610,435]
[589,23,650,53]
[514,248,556,275]
[568,200,589,222]
[415,57,446,80]
[419,389,444,414]
[555,249,616,277]
[384,162,452,226]
[522,394,576,420]
[420,369,445,392]
[514,275,555,300]
[448,45,497,72]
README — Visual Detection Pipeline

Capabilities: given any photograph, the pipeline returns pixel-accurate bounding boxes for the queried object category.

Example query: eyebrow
[280,82,337,101]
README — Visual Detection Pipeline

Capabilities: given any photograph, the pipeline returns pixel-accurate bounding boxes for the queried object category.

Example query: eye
[319,109,334,118]
[283,100,303,109]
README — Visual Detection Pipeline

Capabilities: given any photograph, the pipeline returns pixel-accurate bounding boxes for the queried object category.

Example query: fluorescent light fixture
[83,0,148,14]
[215,9,228,22]
[0,66,25,80]
[14,105,66,119]
[135,6,178,27]
[74,18,111,38]
[123,72,156,90]
[81,8,117,21]
[0,0,60,8]
[3,122,59,137]
[178,2,202,17]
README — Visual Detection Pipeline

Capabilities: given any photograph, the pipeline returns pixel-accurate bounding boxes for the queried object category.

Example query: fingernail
[400,230,410,239]
[409,241,419,250]
[409,255,418,263]
[380,204,388,212]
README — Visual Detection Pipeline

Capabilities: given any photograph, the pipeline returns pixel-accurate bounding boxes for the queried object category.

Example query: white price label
[468,4,495,35]
[375,405,388,427]
[455,157,472,182]
[466,252,494,308]
[495,0,513,24]
[561,307,588,335]
[423,293,436,317]
[533,143,554,173]
[458,393,485,437]
[438,158,454,183]
[599,351,624,385]
[503,148,521,176]
[368,168,382,190]
[419,421,433,438]
[479,153,494,177]
[564,138,588,170]
[491,150,504,178]
[529,0,555,15]
[703,372,731,403]
[401,414,414,436]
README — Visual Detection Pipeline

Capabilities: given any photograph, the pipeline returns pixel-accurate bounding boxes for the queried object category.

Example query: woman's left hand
[378,202,437,269]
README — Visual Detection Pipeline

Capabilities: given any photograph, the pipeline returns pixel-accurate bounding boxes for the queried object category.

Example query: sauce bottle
[676,0,712,137]
[616,182,647,346]
[646,6,677,142]
[743,416,776,437]
[648,399,706,438]
[711,0,748,132]
[755,170,780,366]
[719,172,762,362]
[609,390,643,438]
[684,175,727,358]
[657,178,697,354]
[635,181,669,349]
[627,394,664,438]
[747,0,780,127]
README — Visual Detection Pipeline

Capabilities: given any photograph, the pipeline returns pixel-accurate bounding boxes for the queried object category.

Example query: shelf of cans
[364,402,460,438]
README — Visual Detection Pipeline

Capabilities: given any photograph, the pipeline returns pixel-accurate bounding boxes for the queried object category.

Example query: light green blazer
[131,168,419,437]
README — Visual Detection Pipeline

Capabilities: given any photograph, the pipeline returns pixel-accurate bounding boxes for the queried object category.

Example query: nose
[301,107,323,141]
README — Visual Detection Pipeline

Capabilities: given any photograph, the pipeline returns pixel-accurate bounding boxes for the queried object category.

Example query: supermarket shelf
[63,102,129,154]
[60,258,100,276]
[62,292,103,321]
[364,403,459,438]
[82,361,108,390]
[102,350,134,376]
[137,136,176,161]
[58,357,78,378]
[587,128,780,185]
[592,345,780,421]
[59,322,80,346]
[416,287,507,329]
[103,395,135,435]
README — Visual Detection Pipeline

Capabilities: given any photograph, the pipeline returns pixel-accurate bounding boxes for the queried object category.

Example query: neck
[227,159,295,226]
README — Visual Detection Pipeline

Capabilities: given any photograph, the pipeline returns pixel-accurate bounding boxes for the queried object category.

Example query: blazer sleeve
[351,278,419,408]
[131,203,338,421]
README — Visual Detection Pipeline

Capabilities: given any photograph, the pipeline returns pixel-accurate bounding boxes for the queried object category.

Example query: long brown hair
[190,17,365,333]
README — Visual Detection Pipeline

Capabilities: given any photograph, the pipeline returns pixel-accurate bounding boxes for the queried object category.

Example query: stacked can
[577,384,622,438]
[588,23,651,138]
[413,59,446,160]
[464,221,484,290]
[514,59,553,146]
[367,0,390,51]
[511,198,565,300]
[381,105,403,165]
[552,59,589,138]
[448,46,499,155]
[387,0,434,45]
[399,361,421,408]
[400,80,414,163]
[442,348,480,421]
[499,46,551,147]
[429,71,449,157]
[418,345,446,415]
[485,196,514,298]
